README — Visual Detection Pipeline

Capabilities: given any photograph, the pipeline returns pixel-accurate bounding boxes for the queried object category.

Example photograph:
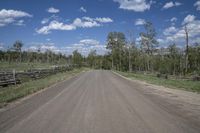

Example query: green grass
[116,71,200,93]
[0,62,66,71]
[0,68,88,107]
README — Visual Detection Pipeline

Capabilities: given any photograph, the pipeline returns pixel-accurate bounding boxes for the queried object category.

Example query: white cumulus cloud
[36,17,113,34]
[163,1,182,9]
[182,14,196,25]
[28,39,107,55]
[95,17,113,23]
[164,15,200,44]
[28,43,62,53]
[80,6,87,13]
[47,7,60,13]
[36,20,76,34]
[73,18,100,28]
[65,39,107,55]
[163,26,178,36]
[0,9,32,27]
[79,39,100,45]
[14,20,25,26]
[135,18,146,25]
[0,42,4,50]
[41,15,61,25]
[170,17,177,22]
[113,0,152,12]
[41,18,49,24]
[194,1,200,11]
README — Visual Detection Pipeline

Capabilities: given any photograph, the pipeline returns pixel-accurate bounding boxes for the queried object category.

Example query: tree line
[86,22,200,76]
[0,21,200,76]
[0,41,69,65]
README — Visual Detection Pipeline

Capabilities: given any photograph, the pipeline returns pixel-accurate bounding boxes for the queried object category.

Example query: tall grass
[0,68,87,107]
[116,71,200,92]
[0,62,66,71]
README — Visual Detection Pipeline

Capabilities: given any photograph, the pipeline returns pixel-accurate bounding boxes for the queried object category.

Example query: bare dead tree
[126,30,135,72]
[184,25,189,74]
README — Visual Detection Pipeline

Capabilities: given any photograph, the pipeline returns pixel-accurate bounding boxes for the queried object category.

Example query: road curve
[0,70,200,133]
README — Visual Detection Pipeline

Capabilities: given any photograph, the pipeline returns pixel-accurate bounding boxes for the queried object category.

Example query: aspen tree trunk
[185,25,189,74]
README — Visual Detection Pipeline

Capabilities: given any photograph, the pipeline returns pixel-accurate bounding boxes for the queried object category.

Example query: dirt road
[0,70,200,133]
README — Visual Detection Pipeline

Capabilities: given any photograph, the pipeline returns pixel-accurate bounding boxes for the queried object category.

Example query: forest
[70,21,200,78]
[0,22,200,77]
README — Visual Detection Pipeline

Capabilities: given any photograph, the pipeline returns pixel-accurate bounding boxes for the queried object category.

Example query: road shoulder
[0,70,86,132]
[112,71,200,123]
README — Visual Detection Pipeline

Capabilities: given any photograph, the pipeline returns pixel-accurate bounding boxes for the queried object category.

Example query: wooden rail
[0,65,73,87]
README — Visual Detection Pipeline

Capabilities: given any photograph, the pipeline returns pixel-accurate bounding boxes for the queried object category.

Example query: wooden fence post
[13,69,16,85]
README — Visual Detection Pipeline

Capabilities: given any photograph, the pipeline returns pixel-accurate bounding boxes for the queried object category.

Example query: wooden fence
[0,65,73,87]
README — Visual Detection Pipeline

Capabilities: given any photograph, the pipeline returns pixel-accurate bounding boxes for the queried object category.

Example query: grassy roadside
[0,62,66,71]
[0,68,89,107]
[115,71,200,93]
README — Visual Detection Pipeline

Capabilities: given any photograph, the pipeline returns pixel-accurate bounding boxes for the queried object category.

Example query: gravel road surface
[0,70,200,133]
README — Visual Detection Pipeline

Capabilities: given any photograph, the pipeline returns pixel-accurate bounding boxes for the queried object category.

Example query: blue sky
[0,0,200,55]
